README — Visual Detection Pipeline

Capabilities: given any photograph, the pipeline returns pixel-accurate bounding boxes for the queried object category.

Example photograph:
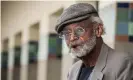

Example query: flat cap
[55,3,98,33]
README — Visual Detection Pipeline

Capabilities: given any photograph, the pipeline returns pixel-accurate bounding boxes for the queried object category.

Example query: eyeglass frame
[58,25,90,40]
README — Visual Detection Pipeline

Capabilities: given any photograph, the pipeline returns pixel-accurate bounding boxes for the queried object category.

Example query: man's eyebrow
[77,21,87,27]
[64,23,79,30]
[78,19,93,28]
[63,27,71,32]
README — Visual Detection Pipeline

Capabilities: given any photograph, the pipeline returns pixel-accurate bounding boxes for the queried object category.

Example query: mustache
[69,39,83,48]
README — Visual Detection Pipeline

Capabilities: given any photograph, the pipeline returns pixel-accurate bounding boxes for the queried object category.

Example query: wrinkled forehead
[64,23,79,30]
[63,18,92,31]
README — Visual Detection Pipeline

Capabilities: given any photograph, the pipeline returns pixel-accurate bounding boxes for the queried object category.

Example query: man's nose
[70,32,78,41]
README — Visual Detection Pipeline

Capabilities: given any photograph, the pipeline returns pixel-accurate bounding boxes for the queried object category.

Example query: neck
[79,37,103,67]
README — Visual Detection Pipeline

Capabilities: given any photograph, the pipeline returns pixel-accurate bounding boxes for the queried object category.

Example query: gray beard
[69,35,96,58]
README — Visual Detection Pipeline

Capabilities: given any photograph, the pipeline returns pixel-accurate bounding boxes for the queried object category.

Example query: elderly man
[55,3,133,80]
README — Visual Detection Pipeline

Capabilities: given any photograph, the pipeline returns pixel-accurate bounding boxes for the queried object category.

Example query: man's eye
[75,27,85,36]
[77,28,84,32]
[77,29,81,32]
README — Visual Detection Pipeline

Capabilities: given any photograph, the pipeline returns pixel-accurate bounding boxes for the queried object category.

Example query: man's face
[60,19,97,58]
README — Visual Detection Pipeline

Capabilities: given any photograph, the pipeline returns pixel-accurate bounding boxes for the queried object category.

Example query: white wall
[29,23,39,41]
[15,33,22,46]
[1,1,77,80]
[1,1,76,40]
[99,1,116,48]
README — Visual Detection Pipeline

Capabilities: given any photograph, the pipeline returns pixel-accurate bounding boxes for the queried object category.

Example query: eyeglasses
[59,26,85,40]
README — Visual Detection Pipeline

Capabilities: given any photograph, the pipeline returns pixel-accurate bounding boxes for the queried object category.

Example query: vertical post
[20,28,29,80]
[37,14,49,80]
[96,1,99,12]
[8,37,15,80]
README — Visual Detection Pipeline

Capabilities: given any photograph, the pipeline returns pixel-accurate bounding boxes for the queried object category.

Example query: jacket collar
[89,43,110,80]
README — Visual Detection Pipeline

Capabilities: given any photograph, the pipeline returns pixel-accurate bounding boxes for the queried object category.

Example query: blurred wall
[99,1,116,48]
[1,1,76,80]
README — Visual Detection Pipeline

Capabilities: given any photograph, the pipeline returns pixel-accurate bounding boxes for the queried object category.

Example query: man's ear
[95,24,103,37]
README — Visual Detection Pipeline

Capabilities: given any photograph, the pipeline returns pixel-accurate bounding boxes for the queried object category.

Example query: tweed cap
[55,3,98,33]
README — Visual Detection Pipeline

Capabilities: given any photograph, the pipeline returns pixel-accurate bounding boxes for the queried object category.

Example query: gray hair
[89,14,105,35]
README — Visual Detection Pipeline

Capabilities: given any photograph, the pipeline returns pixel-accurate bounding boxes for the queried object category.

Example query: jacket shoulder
[67,60,82,79]
[70,60,82,72]
[109,50,133,61]
[106,50,133,79]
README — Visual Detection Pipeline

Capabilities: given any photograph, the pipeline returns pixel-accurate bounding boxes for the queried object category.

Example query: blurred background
[1,1,133,80]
